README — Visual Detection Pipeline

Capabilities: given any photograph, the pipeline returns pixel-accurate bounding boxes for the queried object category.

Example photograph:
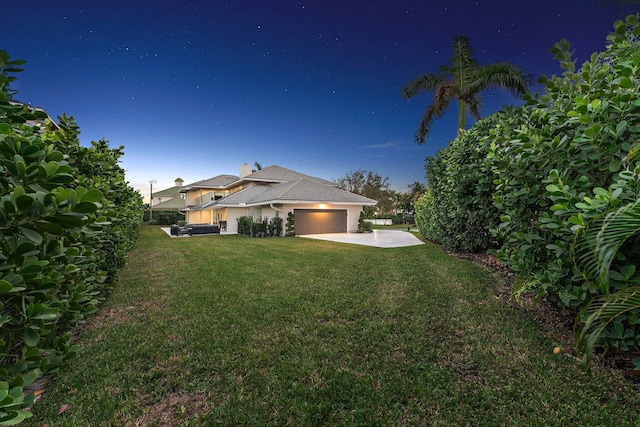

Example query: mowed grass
[26,226,639,426]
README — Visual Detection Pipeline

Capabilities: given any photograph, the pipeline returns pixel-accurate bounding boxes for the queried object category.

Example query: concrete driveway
[299,229,424,248]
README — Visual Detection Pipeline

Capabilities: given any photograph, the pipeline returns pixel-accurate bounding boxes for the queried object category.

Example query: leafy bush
[237,216,253,236]
[357,211,372,233]
[144,210,184,225]
[414,189,436,242]
[420,116,504,253]
[269,216,283,237]
[0,50,143,425]
[489,15,640,354]
[490,15,640,302]
[285,212,295,237]
[415,14,640,357]
[237,216,283,237]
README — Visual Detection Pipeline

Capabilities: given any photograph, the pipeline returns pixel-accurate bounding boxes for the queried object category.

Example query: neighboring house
[181,164,378,235]
[152,178,186,211]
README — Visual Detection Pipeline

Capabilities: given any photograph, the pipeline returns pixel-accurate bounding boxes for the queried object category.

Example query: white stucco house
[180,164,378,235]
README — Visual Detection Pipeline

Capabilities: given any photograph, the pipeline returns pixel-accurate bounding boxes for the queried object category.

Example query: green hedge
[419,115,505,253]
[0,51,143,425]
[144,210,184,225]
[416,15,640,358]
[237,216,283,237]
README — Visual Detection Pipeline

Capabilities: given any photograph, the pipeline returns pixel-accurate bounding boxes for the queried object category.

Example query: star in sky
[3,0,637,200]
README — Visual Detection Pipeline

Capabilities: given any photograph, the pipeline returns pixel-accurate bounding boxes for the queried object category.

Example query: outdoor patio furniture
[170,224,190,236]
[185,224,220,235]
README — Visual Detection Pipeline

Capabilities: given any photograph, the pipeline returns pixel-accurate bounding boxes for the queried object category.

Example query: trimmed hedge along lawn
[0,51,144,425]
[23,227,640,425]
[416,15,640,367]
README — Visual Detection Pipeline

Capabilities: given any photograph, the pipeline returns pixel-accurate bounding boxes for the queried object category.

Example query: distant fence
[364,218,393,226]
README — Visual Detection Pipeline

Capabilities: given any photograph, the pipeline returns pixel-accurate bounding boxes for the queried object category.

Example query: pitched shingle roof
[181,174,239,191]
[190,179,376,210]
[241,165,335,186]
[152,197,187,210]
[153,185,183,198]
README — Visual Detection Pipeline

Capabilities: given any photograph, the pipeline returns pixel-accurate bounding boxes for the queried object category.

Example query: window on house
[248,206,262,222]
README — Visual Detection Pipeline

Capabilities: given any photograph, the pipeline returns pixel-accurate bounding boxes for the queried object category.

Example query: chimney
[240,163,252,178]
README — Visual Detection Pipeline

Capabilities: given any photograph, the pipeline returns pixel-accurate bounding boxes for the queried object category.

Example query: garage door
[294,209,347,235]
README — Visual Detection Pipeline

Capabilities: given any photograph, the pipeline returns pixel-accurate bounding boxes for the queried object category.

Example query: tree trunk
[457,99,466,135]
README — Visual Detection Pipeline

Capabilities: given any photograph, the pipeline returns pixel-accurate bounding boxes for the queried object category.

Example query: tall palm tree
[402,35,531,144]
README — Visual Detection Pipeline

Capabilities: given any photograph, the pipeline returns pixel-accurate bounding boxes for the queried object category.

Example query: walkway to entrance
[299,229,424,248]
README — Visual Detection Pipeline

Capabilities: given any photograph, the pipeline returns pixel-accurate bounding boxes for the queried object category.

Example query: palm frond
[572,198,640,370]
[623,141,640,166]
[432,83,457,115]
[577,286,640,369]
[412,83,456,144]
[470,63,531,97]
[450,36,476,70]
[402,73,444,99]
[415,103,442,144]
[463,93,482,121]
[450,35,479,89]
[572,198,640,291]
[402,34,532,143]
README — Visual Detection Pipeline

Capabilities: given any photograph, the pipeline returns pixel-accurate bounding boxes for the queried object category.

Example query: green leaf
[615,76,633,88]
[611,188,622,200]
[0,410,31,425]
[48,173,75,185]
[47,213,85,228]
[15,195,33,211]
[568,215,585,226]
[584,125,600,138]
[17,227,42,245]
[579,115,592,124]
[20,371,39,388]
[0,280,12,294]
[545,184,562,193]
[23,328,39,347]
[71,202,98,214]
[608,160,620,172]
[0,123,12,134]
[31,311,59,321]
[616,120,628,136]
[79,189,104,203]
[44,161,60,176]
[593,187,608,197]
[33,220,64,235]
[20,262,46,276]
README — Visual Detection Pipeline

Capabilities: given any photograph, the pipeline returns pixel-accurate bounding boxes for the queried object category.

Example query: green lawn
[26,226,639,426]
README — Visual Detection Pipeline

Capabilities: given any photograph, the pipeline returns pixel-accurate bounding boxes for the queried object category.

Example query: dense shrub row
[0,51,143,424]
[416,115,503,253]
[237,216,284,237]
[144,210,184,225]
[416,15,640,362]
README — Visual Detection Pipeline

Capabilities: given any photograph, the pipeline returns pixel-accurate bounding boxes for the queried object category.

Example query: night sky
[4,1,637,199]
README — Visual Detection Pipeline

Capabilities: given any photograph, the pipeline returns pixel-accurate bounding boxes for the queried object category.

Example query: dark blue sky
[4,1,637,198]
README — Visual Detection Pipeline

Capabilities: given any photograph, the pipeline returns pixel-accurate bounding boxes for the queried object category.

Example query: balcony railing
[193,191,225,206]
